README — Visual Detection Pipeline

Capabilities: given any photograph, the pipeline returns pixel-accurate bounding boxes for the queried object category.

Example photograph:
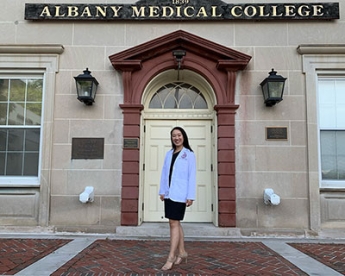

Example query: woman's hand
[186,200,193,207]
[159,194,165,201]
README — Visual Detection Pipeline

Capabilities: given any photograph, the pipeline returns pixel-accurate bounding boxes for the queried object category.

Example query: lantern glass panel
[262,83,269,100]
[268,82,284,98]
[91,82,97,99]
[76,80,93,97]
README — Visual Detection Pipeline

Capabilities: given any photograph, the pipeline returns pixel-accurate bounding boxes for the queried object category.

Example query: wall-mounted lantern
[172,50,186,80]
[260,69,287,107]
[173,50,186,70]
[74,68,99,105]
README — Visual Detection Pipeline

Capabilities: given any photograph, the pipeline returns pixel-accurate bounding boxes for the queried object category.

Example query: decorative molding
[297,44,345,55]
[112,30,249,227]
[0,44,64,54]
[142,113,214,119]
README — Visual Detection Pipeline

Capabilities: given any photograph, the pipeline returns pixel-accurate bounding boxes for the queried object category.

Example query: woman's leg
[177,223,185,254]
[168,219,180,257]
[162,219,180,270]
[175,224,188,264]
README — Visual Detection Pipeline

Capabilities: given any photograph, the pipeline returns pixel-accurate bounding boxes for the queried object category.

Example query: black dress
[164,151,187,221]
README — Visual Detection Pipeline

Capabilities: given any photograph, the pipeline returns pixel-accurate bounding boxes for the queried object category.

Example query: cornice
[0,44,64,54]
[297,44,345,55]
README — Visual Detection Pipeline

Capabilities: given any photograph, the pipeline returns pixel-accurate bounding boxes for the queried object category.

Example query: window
[318,78,345,187]
[0,76,43,178]
[149,82,207,109]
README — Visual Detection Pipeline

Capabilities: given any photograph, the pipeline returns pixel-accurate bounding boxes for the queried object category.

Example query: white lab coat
[159,147,196,203]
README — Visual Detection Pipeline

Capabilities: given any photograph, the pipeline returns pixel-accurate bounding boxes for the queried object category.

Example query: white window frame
[149,81,208,109]
[0,48,61,187]
[299,46,345,231]
[317,76,345,188]
[143,69,215,120]
[0,72,45,185]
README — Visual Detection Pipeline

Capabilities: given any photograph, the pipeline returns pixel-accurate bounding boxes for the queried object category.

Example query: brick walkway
[0,238,344,275]
[289,243,345,275]
[0,239,71,275]
[51,240,308,275]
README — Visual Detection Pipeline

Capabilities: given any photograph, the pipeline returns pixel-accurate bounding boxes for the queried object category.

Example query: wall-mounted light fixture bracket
[172,50,186,80]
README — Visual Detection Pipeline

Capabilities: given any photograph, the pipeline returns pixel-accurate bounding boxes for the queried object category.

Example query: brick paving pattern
[289,243,345,275]
[52,240,307,276]
[0,238,71,275]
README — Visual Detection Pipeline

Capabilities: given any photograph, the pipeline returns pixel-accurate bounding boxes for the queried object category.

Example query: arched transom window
[149,82,208,109]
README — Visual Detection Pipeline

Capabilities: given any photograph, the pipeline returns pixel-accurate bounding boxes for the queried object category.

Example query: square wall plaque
[123,138,139,149]
[72,138,104,159]
[266,127,288,140]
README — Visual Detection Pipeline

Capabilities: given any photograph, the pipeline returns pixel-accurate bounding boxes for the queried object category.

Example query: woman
[159,126,196,271]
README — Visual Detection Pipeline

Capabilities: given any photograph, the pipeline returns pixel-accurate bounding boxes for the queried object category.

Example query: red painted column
[215,105,238,227]
[119,104,143,226]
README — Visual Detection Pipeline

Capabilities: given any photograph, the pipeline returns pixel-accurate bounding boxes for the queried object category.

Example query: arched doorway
[140,69,216,224]
[109,30,251,227]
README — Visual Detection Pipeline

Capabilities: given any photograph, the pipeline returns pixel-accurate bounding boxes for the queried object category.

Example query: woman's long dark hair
[170,126,193,152]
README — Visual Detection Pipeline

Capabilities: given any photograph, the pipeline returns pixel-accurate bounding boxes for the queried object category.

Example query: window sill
[320,188,345,192]
[0,177,40,187]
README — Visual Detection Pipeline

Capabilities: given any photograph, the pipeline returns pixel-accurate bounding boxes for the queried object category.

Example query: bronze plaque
[266,127,288,140]
[123,138,139,149]
[72,138,104,159]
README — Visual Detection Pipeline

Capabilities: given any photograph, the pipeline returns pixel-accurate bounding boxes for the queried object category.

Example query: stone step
[115,223,242,238]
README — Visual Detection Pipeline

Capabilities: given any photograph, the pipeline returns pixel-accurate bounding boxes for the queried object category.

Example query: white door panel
[143,120,213,222]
